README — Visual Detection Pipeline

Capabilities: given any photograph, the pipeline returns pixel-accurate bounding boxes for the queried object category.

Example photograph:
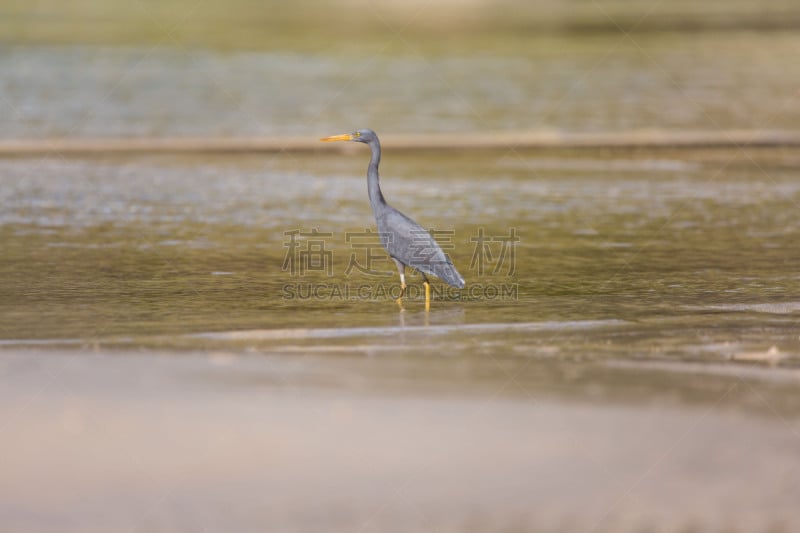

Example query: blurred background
[2,0,800,138]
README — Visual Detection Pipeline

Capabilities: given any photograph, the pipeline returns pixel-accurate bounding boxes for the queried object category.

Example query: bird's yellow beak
[320,133,353,142]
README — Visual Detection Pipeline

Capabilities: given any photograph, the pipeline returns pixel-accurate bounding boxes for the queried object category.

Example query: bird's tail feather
[438,262,465,289]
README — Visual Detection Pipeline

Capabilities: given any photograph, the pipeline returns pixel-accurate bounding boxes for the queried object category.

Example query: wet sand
[2,348,799,533]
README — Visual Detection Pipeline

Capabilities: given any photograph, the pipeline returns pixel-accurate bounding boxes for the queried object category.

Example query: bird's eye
[353,132,361,138]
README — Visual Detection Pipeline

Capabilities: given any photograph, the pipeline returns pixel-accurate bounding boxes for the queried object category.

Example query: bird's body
[321,128,464,308]
[375,206,465,288]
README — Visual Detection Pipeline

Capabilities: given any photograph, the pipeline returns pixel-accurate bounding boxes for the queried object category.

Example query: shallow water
[2,24,800,533]
[2,148,800,341]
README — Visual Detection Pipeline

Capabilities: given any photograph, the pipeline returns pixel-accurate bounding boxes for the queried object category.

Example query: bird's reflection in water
[397,305,466,328]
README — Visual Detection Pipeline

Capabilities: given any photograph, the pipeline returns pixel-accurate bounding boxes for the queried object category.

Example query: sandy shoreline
[2,348,798,532]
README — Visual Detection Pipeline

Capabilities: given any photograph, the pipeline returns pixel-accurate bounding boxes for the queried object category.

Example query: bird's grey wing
[376,208,465,289]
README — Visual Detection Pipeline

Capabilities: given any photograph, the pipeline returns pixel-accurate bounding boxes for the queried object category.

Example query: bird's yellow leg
[424,281,431,312]
[396,271,407,307]
[396,283,407,306]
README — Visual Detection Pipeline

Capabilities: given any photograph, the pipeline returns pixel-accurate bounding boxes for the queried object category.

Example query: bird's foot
[395,283,407,308]
[424,281,431,312]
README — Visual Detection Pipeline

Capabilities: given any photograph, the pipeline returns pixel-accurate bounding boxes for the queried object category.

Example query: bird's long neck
[366,139,386,211]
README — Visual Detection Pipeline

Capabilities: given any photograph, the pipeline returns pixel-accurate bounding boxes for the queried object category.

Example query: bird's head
[320,128,377,144]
